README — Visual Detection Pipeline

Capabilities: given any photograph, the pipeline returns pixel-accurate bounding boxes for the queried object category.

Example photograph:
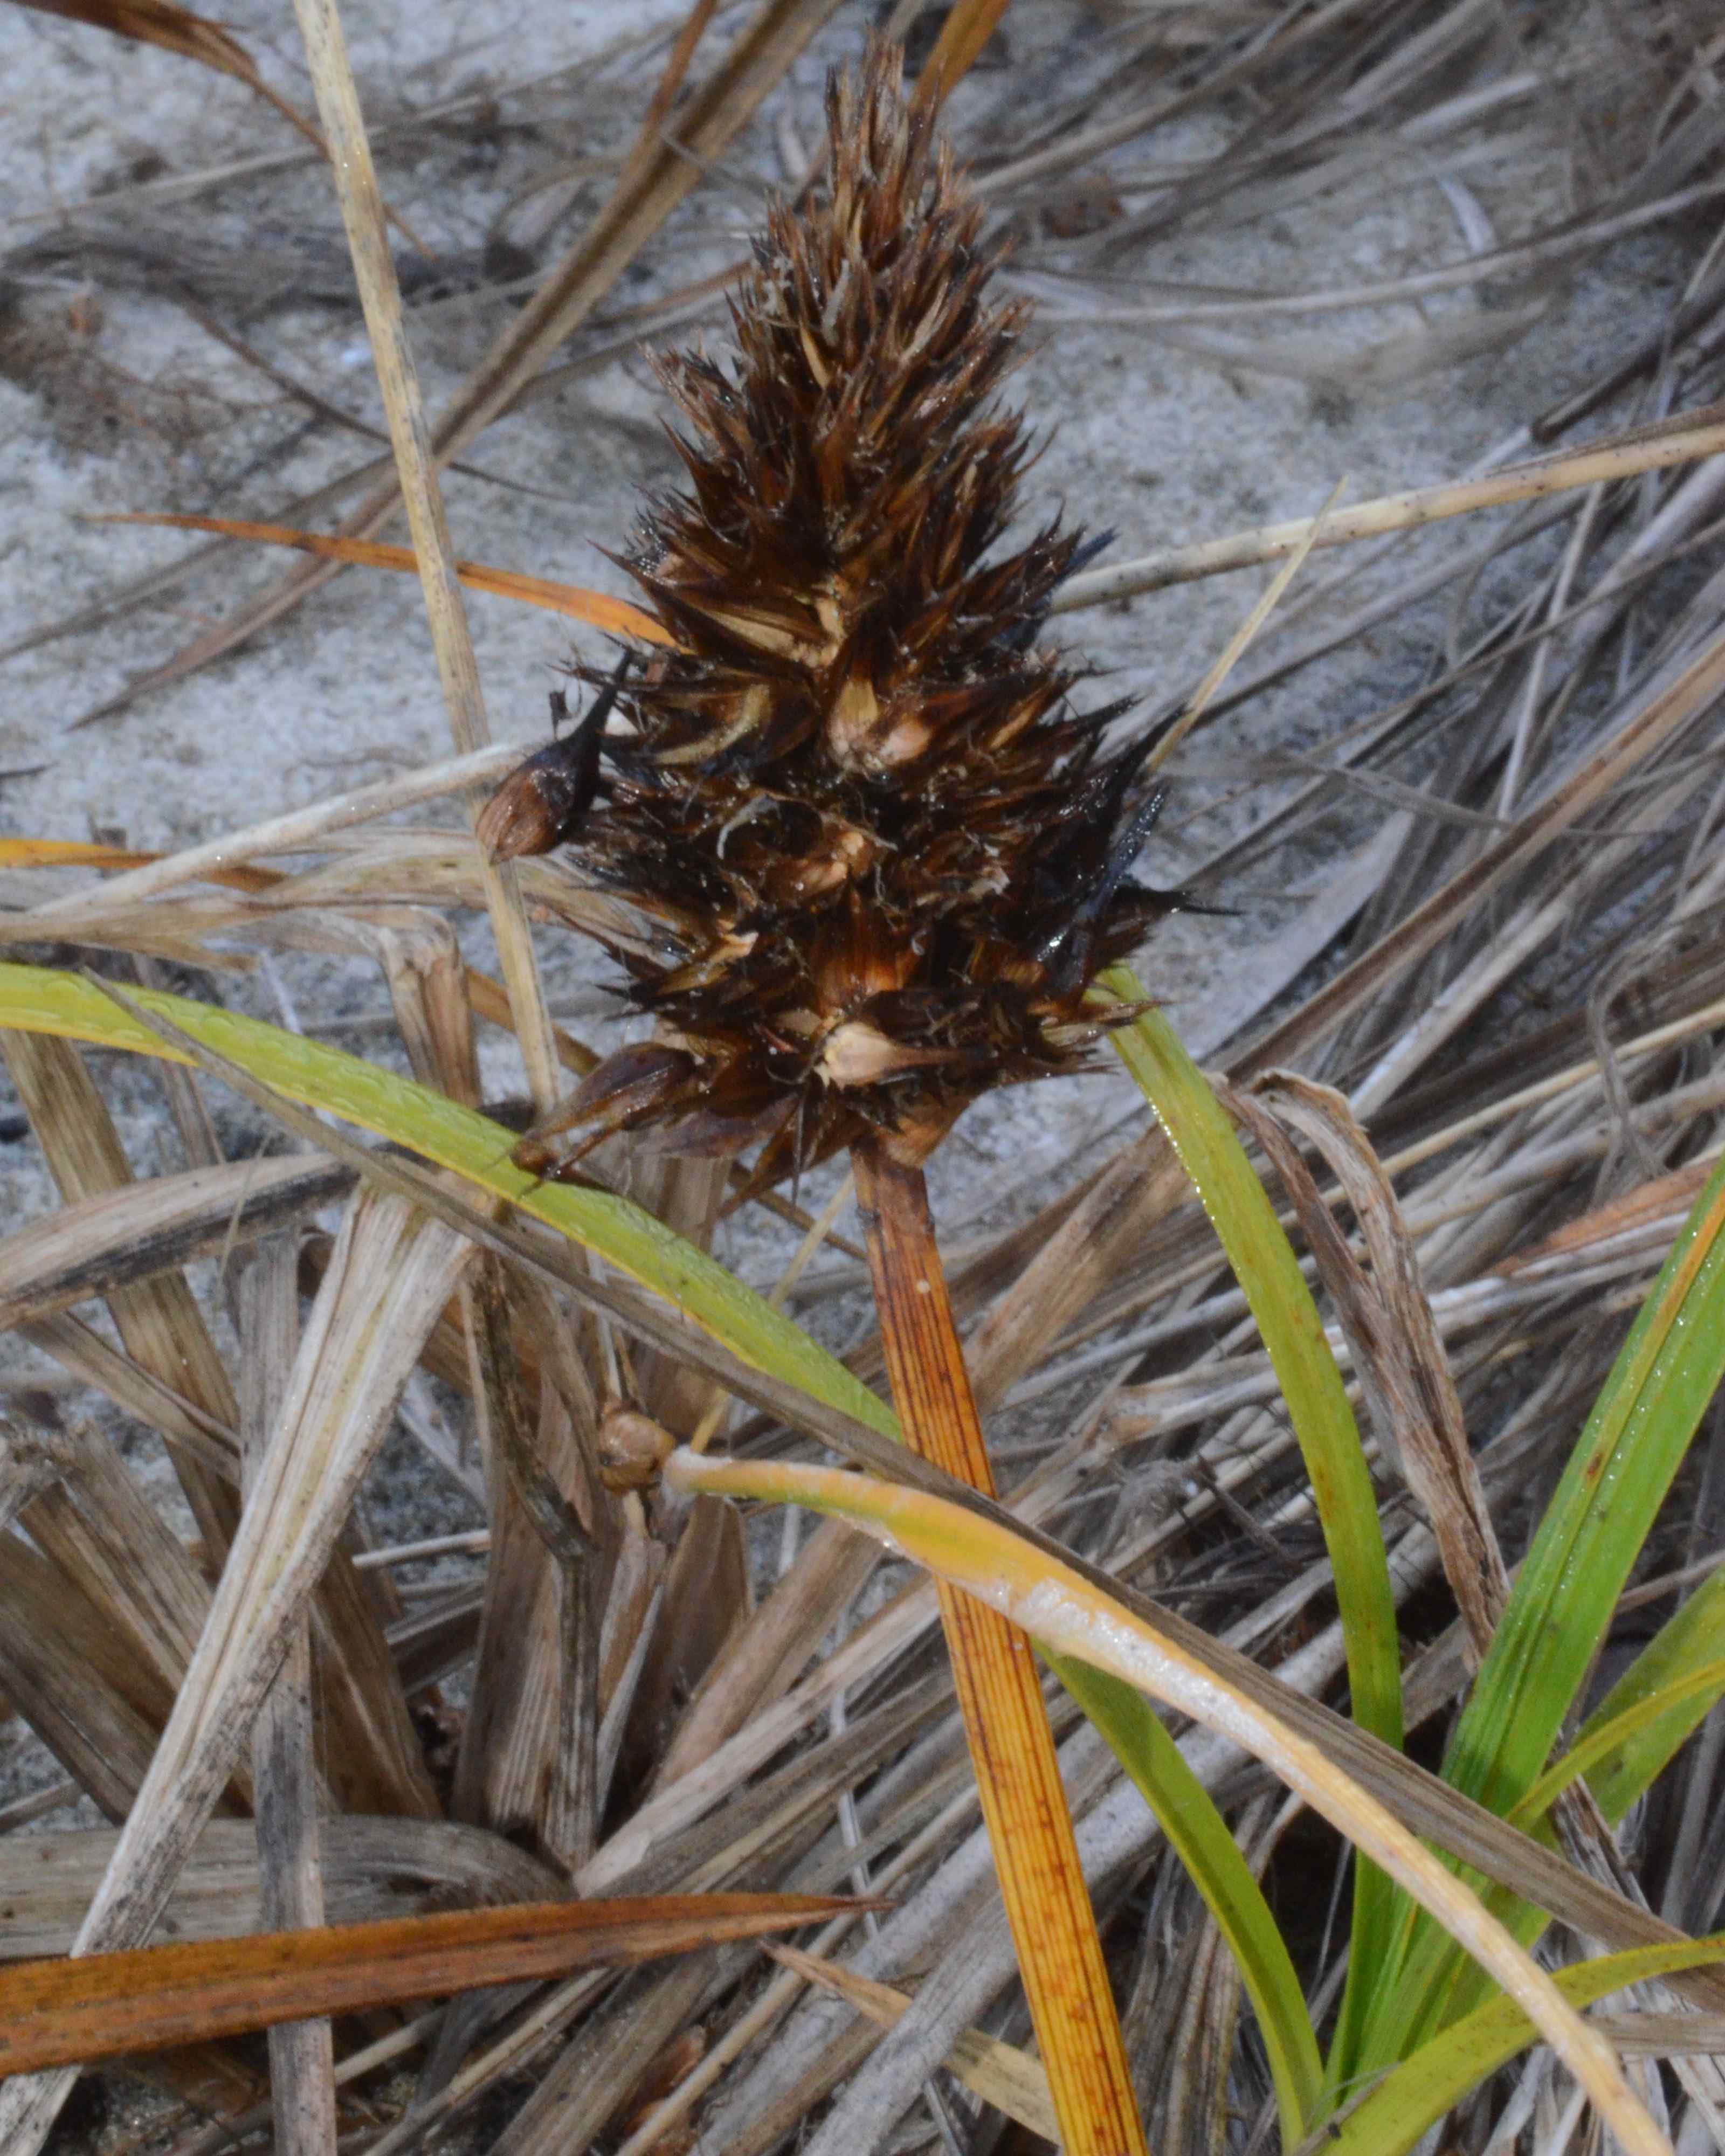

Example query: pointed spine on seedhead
[482,40,1188,1178]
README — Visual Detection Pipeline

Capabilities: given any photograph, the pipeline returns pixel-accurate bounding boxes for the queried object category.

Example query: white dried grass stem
[288,0,558,1105]
[25,743,528,930]
[0,1193,471,2155]
[1054,407,1725,611]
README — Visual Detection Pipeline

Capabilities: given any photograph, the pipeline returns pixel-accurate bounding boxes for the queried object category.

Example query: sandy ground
[0,0,1701,2141]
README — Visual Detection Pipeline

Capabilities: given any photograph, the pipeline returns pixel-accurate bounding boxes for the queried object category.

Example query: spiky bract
[484,45,1183,1178]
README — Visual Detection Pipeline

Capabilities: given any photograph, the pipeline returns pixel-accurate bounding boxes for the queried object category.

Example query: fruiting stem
[851,1140,1149,2156]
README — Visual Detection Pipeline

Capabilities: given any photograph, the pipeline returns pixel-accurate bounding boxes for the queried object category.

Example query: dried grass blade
[19,1311,236,1472]
[0,1528,174,1819]
[288,0,557,1108]
[667,1449,1673,2156]
[0,1028,242,1553]
[0,1190,471,2152]
[1237,1074,1509,1657]
[1054,400,1725,610]
[89,515,668,643]
[456,1259,603,1868]
[16,0,327,155]
[0,839,268,885]
[0,1820,565,1961]
[20,744,526,927]
[238,1237,336,2156]
[767,1944,1059,2140]
[0,1157,351,1331]
[17,1419,226,1776]
[913,0,1011,107]
[0,1895,866,2077]
[0,1017,440,1823]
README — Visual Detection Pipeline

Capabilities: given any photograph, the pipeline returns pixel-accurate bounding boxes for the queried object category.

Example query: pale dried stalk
[0,1191,471,2154]
[767,1944,1059,2140]
[240,1236,337,2156]
[1053,401,1725,611]
[23,743,526,930]
[288,0,558,1108]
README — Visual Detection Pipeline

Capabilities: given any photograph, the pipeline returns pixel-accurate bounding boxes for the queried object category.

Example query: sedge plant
[478,46,1196,2152]
[5,27,1725,2156]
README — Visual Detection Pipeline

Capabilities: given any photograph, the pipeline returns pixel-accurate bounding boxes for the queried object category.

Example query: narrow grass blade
[1324,1937,1725,2156]
[1509,1660,1725,1834]
[1563,1567,1725,1823]
[1050,1650,1324,2142]
[1099,978,1400,1746]
[1440,1149,1725,1812]
[93,515,669,643]
[665,1449,1673,2156]
[1100,971,1402,2084]
[1372,1150,1725,2061]
[0,963,893,1438]
[0,1895,865,2075]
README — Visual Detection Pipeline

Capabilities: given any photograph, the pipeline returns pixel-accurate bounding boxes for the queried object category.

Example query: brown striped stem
[851,1139,1149,2156]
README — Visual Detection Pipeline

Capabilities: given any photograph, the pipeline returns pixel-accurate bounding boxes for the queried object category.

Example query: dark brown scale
[479,42,1195,1178]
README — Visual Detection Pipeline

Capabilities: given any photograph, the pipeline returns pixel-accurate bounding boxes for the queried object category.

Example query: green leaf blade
[0,962,895,1438]
[1051,1652,1324,2144]
[1100,973,1404,2085]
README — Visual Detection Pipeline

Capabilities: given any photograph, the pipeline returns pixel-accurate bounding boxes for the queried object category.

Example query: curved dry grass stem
[667,1450,1674,2156]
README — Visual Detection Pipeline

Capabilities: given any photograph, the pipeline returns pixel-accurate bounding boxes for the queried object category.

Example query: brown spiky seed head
[486,44,1186,1178]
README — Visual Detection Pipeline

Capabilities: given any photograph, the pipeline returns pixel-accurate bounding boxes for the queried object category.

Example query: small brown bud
[596,1400,676,1491]
[476,758,568,862]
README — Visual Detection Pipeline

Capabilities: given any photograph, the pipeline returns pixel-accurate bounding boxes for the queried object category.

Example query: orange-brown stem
[852,1139,1149,2156]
